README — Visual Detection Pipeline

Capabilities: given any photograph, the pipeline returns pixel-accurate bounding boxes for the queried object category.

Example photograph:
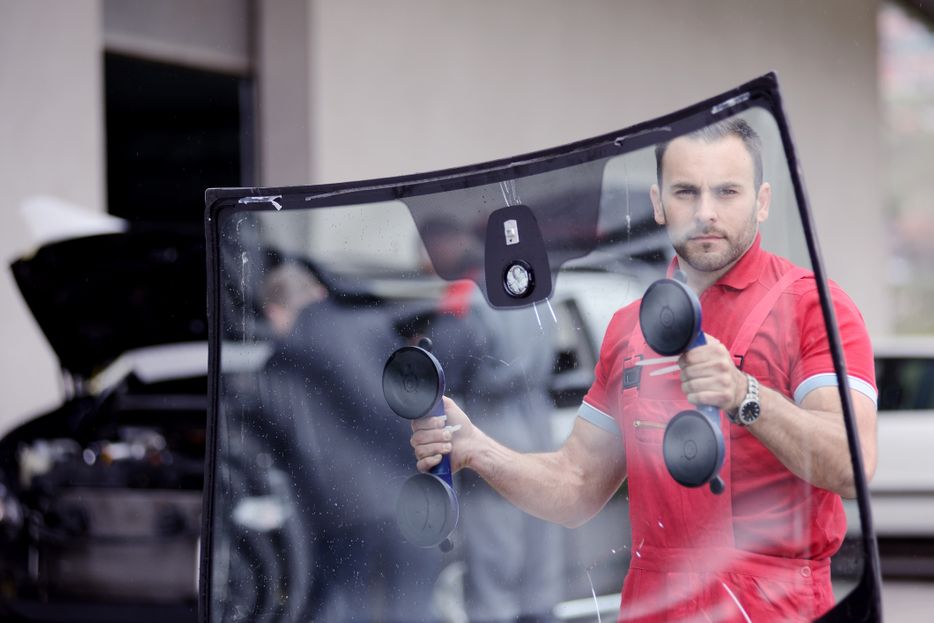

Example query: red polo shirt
[581,235,876,560]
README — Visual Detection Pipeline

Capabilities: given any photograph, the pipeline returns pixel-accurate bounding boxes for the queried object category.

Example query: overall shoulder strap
[730,266,811,361]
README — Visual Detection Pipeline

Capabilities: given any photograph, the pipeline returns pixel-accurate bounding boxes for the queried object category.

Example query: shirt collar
[665,233,763,291]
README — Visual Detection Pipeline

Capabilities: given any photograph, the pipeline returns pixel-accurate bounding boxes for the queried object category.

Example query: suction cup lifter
[383,339,459,551]
[639,279,726,495]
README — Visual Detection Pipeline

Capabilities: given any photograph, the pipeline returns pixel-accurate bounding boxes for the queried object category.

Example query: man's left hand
[678,333,747,413]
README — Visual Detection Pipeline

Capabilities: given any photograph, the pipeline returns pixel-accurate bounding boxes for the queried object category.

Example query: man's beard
[666,208,758,273]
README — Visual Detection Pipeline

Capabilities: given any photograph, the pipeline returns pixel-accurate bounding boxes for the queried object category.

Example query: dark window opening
[875,356,934,411]
[105,53,253,224]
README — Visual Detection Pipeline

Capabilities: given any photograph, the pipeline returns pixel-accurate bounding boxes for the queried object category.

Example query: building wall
[0,0,104,430]
[303,0,887,335]
[0,0,887,433]
[103,0,252,73]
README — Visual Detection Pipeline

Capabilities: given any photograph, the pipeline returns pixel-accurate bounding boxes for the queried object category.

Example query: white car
[863,335,934,538]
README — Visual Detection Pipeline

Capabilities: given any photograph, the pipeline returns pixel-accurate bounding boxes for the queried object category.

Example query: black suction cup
[639,279,702,356]
[384,342,459,549]
[395,472,459,548]
[383,346,444,420]
[662,410,723,488]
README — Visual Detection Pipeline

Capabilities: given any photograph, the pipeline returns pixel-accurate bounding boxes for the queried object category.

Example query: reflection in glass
[205,103,876,622]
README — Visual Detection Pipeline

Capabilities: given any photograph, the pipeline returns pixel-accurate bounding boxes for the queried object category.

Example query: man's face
[650,135,770,273]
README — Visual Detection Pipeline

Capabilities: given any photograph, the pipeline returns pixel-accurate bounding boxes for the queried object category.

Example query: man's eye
[675,189,697,197]
[719,188,739,196]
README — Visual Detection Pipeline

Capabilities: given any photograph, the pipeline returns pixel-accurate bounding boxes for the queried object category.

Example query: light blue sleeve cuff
[577,401,621,436]
[793,373,878,406]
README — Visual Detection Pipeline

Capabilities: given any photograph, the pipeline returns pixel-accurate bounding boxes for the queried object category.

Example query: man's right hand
[410,396,478,473]
[411,395,627,528]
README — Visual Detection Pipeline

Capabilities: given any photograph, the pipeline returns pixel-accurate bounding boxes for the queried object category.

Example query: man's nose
[695,190,717,223]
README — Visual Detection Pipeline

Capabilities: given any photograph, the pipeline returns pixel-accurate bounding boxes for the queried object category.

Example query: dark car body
[0,228,208,623]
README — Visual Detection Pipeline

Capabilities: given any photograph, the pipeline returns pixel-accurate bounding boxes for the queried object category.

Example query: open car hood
[201,73,882,623]
[10,226,208,379]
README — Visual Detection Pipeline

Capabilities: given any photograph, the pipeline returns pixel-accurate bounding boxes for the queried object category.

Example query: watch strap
[730,373,760,426]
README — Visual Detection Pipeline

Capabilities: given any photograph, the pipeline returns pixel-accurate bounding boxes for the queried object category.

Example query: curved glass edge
[768,83,883,623]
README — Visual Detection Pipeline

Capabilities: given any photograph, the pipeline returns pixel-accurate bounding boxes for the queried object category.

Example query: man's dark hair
[654,118,763,188]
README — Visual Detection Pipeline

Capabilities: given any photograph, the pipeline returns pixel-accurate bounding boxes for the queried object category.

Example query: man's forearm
[458,419,627,528]
[412,399,627,527]
[748,385,876,498]
[677,340,877,498]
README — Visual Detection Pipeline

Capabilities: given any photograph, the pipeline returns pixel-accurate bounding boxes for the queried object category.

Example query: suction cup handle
[427,398,453,487]
[431,457,454,486]
[680,331,720,422]
[432,455,453,486]
[417,340,453,486]
[691,336,725,495]
[695,403,719,421]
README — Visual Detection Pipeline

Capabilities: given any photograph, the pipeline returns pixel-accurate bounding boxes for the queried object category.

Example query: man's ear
[650,184,666,225]
[756,182,771,223]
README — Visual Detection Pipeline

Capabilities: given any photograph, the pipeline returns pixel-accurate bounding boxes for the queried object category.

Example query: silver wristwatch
[730,373,761,427]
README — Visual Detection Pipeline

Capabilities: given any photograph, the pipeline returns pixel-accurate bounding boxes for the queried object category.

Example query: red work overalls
[616,268,834,622]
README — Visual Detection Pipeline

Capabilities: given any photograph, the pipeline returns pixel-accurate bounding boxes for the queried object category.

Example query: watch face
[740,402,761,425]
[503,261,533,298]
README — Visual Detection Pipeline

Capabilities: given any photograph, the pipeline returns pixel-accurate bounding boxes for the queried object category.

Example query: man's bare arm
[412,396,627,528]
[747,385,876,499]
[679,337,877,499]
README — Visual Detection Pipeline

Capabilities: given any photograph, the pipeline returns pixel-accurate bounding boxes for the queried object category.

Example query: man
[410,118,878,621]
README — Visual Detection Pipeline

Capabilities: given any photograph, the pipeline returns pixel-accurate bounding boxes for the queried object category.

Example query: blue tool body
[383,340,459,549]
[639,279,726,494]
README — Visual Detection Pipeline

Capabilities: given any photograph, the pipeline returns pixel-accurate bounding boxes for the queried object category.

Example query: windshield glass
[203,78,875,622]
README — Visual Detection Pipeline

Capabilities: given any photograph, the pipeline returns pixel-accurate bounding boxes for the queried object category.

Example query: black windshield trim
[771,83,883,623]
[204,75,778,216]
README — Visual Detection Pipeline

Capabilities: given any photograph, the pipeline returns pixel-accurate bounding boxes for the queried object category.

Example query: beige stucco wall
[0,0,104,430]
[103,0,252,73]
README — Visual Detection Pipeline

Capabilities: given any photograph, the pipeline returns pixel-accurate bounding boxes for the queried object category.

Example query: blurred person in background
[260,261,442,622]
[418,220,565,623]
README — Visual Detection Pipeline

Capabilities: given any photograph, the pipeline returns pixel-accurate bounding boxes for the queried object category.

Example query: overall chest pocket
[627,371,686,444]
